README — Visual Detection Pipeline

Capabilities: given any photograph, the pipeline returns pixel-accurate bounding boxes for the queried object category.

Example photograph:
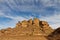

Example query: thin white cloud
[0,0,60,29]
[0,12,60,29]
[0,20,17,30]
[0,13,28,21]
[0,12,35,29]
[40,0,60,7]
[0,0,60,12]
[0,12,29,29]
[0,12,5,16]
[40,12,60,29]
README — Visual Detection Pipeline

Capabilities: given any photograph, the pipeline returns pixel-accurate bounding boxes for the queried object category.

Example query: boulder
[39,21,53,35]
[16,21,21,28]
[33,18,40,26]
[28,19,33,25]
[21,20,28,27]
[41,21,49,26]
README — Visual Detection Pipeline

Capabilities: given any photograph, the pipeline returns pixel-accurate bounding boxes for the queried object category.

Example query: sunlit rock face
[0,18,54,40]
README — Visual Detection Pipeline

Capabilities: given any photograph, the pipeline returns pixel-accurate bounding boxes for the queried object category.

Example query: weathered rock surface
[0,18,54,40]
[48,27,60,40]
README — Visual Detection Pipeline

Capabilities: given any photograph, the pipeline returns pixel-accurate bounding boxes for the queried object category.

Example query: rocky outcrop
[40,21,53,35]
[0,18,54,40]
[0,18,53,36]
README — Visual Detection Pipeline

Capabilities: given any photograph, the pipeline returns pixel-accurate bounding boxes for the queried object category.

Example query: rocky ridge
[0,18,54,40]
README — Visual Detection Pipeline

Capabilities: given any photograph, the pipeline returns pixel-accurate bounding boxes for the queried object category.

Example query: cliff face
[0,18,54,40]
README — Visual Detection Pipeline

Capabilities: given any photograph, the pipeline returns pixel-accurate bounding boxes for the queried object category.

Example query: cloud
[0,0,60,29]
[0,0,60,18]
[0,20,17,30]
[0,0,60,13]
[40,12,60,29]
[0,13,28,21]
[0,11,60,29]
[0,12,35,29]
[0,12,28,29]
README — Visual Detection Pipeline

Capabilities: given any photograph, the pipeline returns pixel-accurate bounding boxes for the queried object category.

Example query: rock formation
[40,21,53,35]
[0,18,54,40]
